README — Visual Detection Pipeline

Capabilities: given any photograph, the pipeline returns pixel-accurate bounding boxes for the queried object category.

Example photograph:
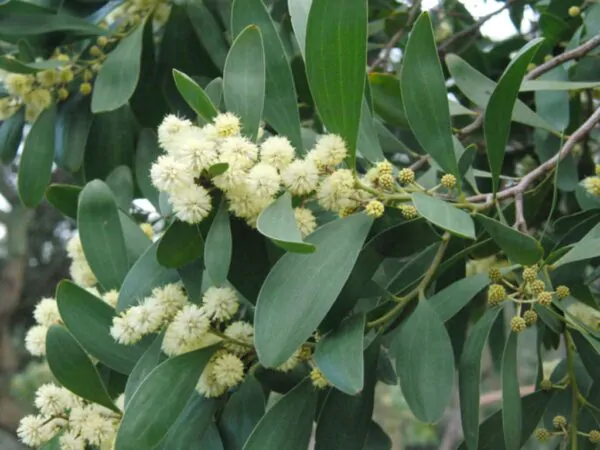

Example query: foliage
[1,0,600,448]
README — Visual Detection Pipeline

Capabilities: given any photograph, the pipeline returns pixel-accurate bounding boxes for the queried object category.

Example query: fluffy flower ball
[260,136,295,170]
[202,286,239,322]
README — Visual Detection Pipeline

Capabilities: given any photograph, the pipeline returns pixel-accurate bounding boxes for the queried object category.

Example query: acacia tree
[1,0,600,448]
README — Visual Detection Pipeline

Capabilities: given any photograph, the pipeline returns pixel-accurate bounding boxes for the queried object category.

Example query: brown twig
[513,192,527,231]
[409,155,430,171]
[368,0,422,72]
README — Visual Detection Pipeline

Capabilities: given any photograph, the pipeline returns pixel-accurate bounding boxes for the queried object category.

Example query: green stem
[566,330,579,450]
[209,329,254,349]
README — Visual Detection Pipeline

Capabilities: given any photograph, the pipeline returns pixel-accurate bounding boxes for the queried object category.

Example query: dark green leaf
[429,273,489,322]
[475,214,543,265]
[288,0,312,55]
[459,308,503,450]
[501,331,521,450]
[205,77,223,108]
[243,378,317,450]
[357,98,385,163]
[0,107,24,164]
[0,56,63,73]
[119,212,152,263]
[521,79,600,91]
[186,2,229,71]
[305,0,366,168]
[115,347,216,450]
[401,13,457,177]
[571,330,600,381]
[207,162,229,177]
[45,325,118,411]
[368,73,408,128]
[553,238,600,267]
[18,104,56,207]
[135,129,161,210]
[412,192,475,239]
[124,333,165,407]
[172,68,218,122]
[78,180,129,290]
[106,165,134,211]
[92,22,145,113]
[364,422,391,450]
[534,67,570,131]
[223,25,265,141]
[157,220,204,268]
[391,300,455,422]
[0,13,105,36]
[255,214,372,367]
[55,94,93,172]
[45,184,80,219]
[257,192,315,254]
[205,198,232,286]
[314,314,365,395]
[484,38,544,193]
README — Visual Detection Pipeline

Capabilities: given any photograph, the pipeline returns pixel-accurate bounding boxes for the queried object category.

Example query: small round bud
[556,285,570,299]
[377,173,395,190]
[583,176,600,197]
[527,63,536,72]
[589,430,600,444]
[523,310,538,326]
[540,379,552,391]
[299,346,312,360]
[365,200,384,218]
[552,415,567,429]
[57,87,69,101]
[398,168,415,185]
[568,5,580,17]
[92,63,102,73]
[487,284,506,306]
[544,54,553,63]
[310,367,330,389]
[79,82,92,96]
[339,207,356,218]
[537,291,553,306]
[440,174,456,189]
[488,267,502,283]
[83,69,93,82]
[59,68,74,83]
[89,45,103,57]
[510,316,527,333]
[399,205,418,220]
[595,164,600,176]
[376,160,393,176]
[530,279,546,295]
[522,266,538,283]
[56,53,70,62]
[534,428,551,442]
[96,36,108,47]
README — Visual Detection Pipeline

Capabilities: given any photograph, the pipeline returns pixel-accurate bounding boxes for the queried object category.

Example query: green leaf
[429,273,489,322]
[391,300,455,423]
[484,38,544,193]
[18,104,55,207]
[364,422,392,450]
[45,184,80,219]
[205,198,232,287]
[55,94,93,172]
[117,240,180,312]
[0,56,63,73]
[257,192,316,254]
[368,73,408,128]
[445,54,556,133]
[242,378,317,450]
[314,314,365,395]
[135,129,161,210]
[0,13,106,36]
[553,238,600,267]
[157,220,204,268]
[231,0,303,152]
[92,22,145,113]
[119,212,152,263]
[207,162,229,178]
[571,330,600,381]
[501,332,521,450]
[219,376,265,450]
[288,0,312,55]
[115,347,216,450]
[186,3,229,71]
[223,25,265,141]
[205,77,223,108]
[78,180,129,290]
[305,0,366,168]
[45,325,118,411]
[255,214,372,367]
[401,13,457,177]
[459,308,503,450]
[124,333,165,407]
[106,165,134,211]
[57,281,149,375]
[412,192,475,239]
[172,69,218,122]
[475,214,543,265]
[357,98,385,163]
[521,80,600,91]
[0,107,24,164]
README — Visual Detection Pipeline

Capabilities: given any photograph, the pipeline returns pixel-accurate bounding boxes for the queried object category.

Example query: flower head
[260,136,295,170]
[6,73,33,96]
[202,286,239,322]
[176,127,219,173]
[281,159,319,195]
[69,259,97,287]
[110,311,144,345]
[170,185,213,224]
[17,414,54,447]
[310,367,330,389]
[294,207,317,237]
[33,297,61,327]
[152,283,189,319]
[158,114,193,151]
[224,321,254,355]
[103,289,119,308]
[219,136,258,169]
[317,169,357,212]
[25,325,48,357]
[66,233,85,260]
[214,112,241,137]
[308,134,347,167]
[59,431,86,450]
[212,352,245,388]
[247,163,281,198]
[150,154,192,194]
[583,177,600,197]
[162,304,211,356]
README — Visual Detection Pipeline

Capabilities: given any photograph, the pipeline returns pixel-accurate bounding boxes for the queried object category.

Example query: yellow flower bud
[544,54,553,63]
[534,428,551,442]
[365,200,384,218]
[36,69,58,88]
[399,204,418,220]
[583,177,600,197]
[79,82,92,96]
[440,174,456,189]
[488,267,502,283]
[377,173,395,190]
[530,279,546,295]
[55,53,70,62]
[310,367,330,389]
[375,160,393,176]
[89,45,103,57]
[398,168,415,185]
[522,266,538,283]
[96,36,108,47]
[537,291,553,306]
[589,430,600,444]
[568,5,580,17]
[552,415,567,429]
[510,316,527,332]
[57,88,69,101]
[527,62,536,72]
[523,309,538,326]
[556,285,570,299]
[5,73,33,96]
[487,284,506,306]
[83,69,94,82]
[59,69,74,83]
[540,379,552,391]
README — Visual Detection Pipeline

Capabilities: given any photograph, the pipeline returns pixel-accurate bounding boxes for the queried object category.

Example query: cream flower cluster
[17,383,123,449]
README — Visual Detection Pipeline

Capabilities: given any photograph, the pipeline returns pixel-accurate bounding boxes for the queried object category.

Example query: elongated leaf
[364,422,392,450]
[412,192,475,239]
[119,212,152,263]
[231,0,303,151]
[115,347,216,450]
[205,78,223,108]
[243,378,317,450]
[45,325,117,411]
[45,184,80,219]
[305,0,367,168]
[484,39,544,193]
[106,165,133,211]
[502,332,521,450]
[172,69,218,122]
[204,198,232,286]
[55,94,93,172]
[124,333,165,406]
[401,13,457,177]
[0,13,105,35]
[459,308,503,450]
[135,129,161,210]
[255,214,372,367]
[288,0,312,55]
[78,180,129,290]
[571,330,600,381]
[92,22,145,113]
[57,281,149,375]
[117,240,180,312]
[429,273,489,322]
[534,68,570,131]
[18,104,55,207]
[0,56,63,73]
[257,192,315,254]
[0,107,24,164]
[553,237,600,267]
[157,220,204,268]
[357,98,385,163]
[475,214,543,265]
[314,314,365,395]
[219,376,265,450]
[223,25,265,141]
[391,300,454,422]
[186,3,228,71]
[520,80,600,91]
